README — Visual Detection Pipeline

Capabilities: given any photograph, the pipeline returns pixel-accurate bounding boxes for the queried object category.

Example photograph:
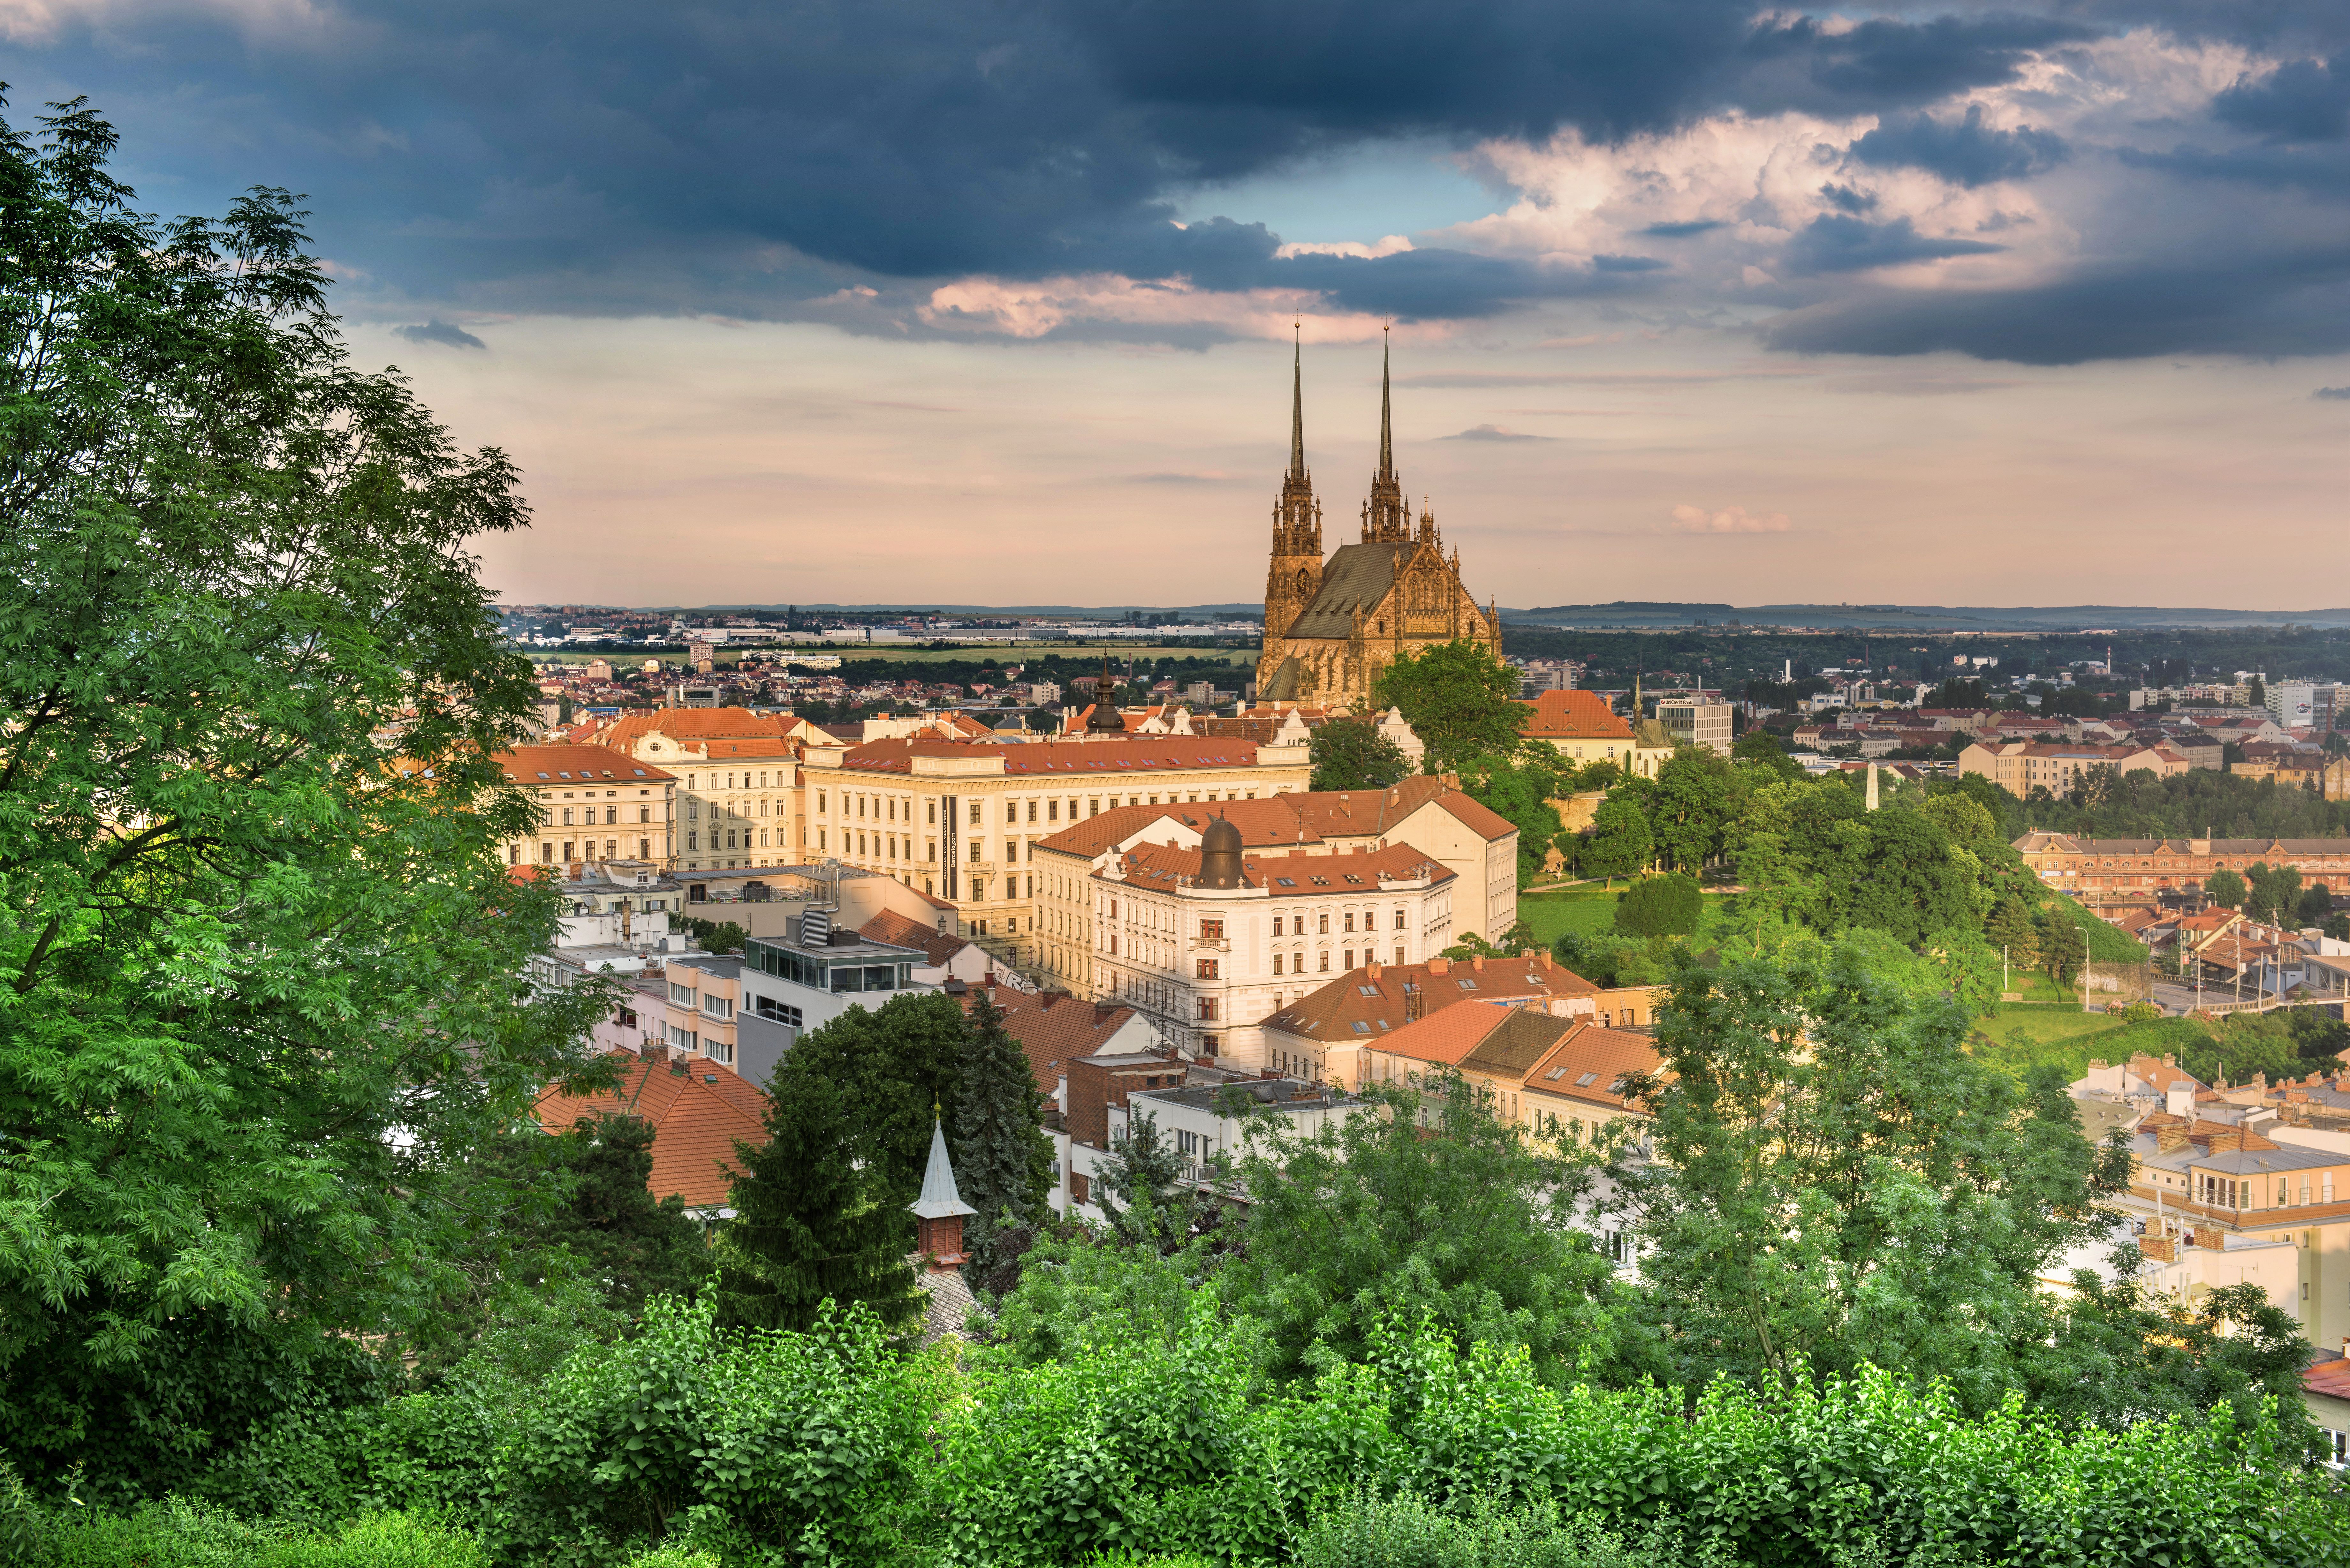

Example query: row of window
[519,837,658,863]
[816,788,1262,825]
[550,804,655,825]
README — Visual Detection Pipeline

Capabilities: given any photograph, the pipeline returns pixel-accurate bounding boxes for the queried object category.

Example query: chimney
[2156,1124,2188,1152]
[2207,1128,2242,1152]
[1095,1000,1118,1025]
[1429,957,1450,976]
[643,1040,671,1065]
[1366,961,1382,980]
[2190,1227,2226,1250]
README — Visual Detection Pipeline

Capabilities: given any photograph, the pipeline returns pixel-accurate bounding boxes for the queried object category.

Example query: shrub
[1293,1490,1702,1568]
[1614,874,1702,938]
[27,1504,484,1568]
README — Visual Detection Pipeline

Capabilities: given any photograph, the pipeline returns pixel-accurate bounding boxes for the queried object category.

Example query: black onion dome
[1197,814,1245,889]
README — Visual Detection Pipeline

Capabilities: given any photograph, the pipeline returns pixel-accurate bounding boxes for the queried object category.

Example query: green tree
[1620,946,2126,1405]
[2040,1278,2318,1453]
[954,989,1055,1271]
[0,103,611,1491]
[2204,866,2248,909]
[1307,714,1411,792]
[2244,862,2302,926]
[713,1066,923,1335]
[1986,894,2041,973]
[1092,1109,1197,1251]
[1372,640,1529,774]
[776,991,968,1222]
[1647,750,1743,872]
[1922,791,1998,848]
[1730,728,1802,782]
[1581,795,1653,887]
[1454,749,1573,881]
[1220,1078,1629,1384]
[1615,872,1702,937]
[2297,883,2336,927]
[412,1112,711,1381]
[2042,914,2088,988]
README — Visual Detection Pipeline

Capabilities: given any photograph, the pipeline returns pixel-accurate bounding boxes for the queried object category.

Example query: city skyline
[5,0,2342,607]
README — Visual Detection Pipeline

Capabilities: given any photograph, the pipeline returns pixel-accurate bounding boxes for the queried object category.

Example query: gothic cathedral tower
[1262,326,1321,646]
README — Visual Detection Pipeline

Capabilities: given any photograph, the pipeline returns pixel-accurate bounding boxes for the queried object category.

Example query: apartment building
[491,743,679,869]
[596,707,804,873]
[2012,833,2350,900]
[1653,696,1733,755]
[1959,739,2189,798]
[799,733,1311,965]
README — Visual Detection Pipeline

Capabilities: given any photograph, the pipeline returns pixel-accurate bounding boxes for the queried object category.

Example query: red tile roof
[1523,1022,1662,1112]
[1033,777,1515,859]
[494,744,675,784]
[953,986,1141,1095]
[1108,841,1454,897]
[2304,1356,2350,1401]
[601,707,796,749]
[835,736,1265,775]
[534,1051,770,1209]
[1520,689,1634,741]
[1264,954,1599,1044]
[860,908,968,967]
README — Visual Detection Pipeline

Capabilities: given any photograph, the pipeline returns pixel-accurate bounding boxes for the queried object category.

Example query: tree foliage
[713,1067,923,1337]
[1372,640,1528,775]
[952,990,1055,1272]
[1620,946,2132,1410]
[1219,1078,1629,1385]
[1305,715,1410,793]
[1581,795,1654,886]
[1614,872,1702,937]
[0,98,612,1492]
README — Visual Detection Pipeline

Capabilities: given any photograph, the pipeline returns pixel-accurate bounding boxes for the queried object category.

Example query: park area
[1516,883,1734,949]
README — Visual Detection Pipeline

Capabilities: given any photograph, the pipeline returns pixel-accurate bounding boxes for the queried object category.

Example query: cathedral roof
[1284,541,1413,639]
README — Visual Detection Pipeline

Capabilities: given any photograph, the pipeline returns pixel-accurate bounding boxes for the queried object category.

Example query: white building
[736,908,942,1084]
[1041,813,1457,1067]
[1654,697,1733,755]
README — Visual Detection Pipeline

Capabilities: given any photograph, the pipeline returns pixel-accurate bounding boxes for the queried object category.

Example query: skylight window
[1277,877,1295,887]
[1352,1021,1371,1033]
[1376,1019,1391,1030]
[1576,1072,1600,1087]
[1357,985,1377,996]
[536,772,550,779]
[1545,1066,1568,1081]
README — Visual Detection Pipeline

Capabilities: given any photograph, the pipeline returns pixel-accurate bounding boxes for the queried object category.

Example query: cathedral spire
[1377,324,1394,483]
[1289,321,1306,483]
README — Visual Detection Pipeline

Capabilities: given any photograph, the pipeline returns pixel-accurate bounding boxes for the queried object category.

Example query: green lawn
[1516,886,1733,950]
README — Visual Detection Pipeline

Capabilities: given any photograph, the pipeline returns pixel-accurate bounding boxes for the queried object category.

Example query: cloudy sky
[7,0,2346,609]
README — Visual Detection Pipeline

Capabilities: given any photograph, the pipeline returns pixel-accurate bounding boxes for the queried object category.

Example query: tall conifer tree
[954,989,1055,1270]
[714,1067,921,1334]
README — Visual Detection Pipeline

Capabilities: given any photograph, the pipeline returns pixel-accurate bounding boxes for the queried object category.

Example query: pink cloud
[1671,502,1790,533]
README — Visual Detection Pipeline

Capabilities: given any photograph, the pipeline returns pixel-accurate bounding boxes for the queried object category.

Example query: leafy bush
[26,1504,484,1568]
[1613,874,1702,937]
[1293,1490,1704,1568]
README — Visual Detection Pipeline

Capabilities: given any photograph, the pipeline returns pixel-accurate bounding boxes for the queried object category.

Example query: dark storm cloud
[2315,386,2350,399]
[392,320,487,350]
[1762,249,2350,362]
[1848,104,2069,185]
[2118,141,2350,192]
[10,0,2125,322]
[2213,54,2350,140]
[1642,219,1727,237]
[1783,214,2005,274]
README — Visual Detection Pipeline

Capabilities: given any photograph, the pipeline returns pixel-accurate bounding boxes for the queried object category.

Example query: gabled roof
[860,908,970,968]
[495,744,674,785]
[1522,1022,1663,1112]
[1284,541,1413,638]
[1265,954,1600,1044]
[1286,774,1519,843]
[1519,689,1633,742]
[953,985,1141,1095]
[533,1050,769,1209]
[1035,799,1326,859]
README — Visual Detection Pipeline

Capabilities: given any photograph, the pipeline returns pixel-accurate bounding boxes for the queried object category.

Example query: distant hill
[1500,603,2350,631]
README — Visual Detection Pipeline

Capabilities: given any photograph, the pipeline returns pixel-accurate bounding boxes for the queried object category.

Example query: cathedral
[1256,332,1500,709]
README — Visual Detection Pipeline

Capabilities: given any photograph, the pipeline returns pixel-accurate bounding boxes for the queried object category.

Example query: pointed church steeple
[1363,325,1409,543]
[1289,322,1307,483]
[1377,326,1395,484]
